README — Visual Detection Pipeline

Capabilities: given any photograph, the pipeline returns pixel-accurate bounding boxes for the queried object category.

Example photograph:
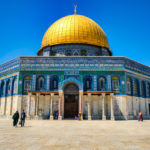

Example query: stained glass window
[99,77,105,90]
[112,76,120,91]
[13,79,17,94]
[134,80,138,95]
[127,77,131,94]
[51,76,58,89]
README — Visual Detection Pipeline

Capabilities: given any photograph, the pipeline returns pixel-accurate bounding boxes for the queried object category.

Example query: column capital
[59,90,64,96]
[102,93,106,97]
[79,90,83,95]
[110,93,114,96]
[28,92,32,96]
[50,93,54,96]
[88,93,91,97]
[36,93,40,96]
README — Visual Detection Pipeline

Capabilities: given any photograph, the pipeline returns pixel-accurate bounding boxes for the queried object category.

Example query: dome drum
[38,44,112,56]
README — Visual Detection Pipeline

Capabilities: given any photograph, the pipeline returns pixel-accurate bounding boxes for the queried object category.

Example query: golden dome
[39,14,110,54]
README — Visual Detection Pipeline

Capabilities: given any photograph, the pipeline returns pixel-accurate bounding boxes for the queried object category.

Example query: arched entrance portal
[64,83,79,119]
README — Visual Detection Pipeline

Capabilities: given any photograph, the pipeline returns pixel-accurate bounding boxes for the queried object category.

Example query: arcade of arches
[26,82,115,120]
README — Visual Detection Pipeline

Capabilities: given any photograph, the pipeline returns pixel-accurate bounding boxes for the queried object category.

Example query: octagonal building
[0,12,150,120]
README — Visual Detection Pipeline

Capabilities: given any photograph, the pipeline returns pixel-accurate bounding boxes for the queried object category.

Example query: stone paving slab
[0,119,150,150]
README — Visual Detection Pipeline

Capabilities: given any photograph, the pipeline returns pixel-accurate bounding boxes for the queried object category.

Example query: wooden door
[64,95,78,118]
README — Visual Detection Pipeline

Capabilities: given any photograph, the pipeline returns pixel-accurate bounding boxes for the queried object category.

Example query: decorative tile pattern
[47,75,50,90]
[0,56,150,97]
[32,75,36,90]
[108,75,111,91]
[93,75,97,91]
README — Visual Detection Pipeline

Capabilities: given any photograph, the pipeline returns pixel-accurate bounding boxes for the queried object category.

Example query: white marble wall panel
[22,95,28,113]
[0,97,5,115]
[91,96,99,116]
[43,95,50,116]
[83,96,88,116]
[53,96,59,112]
[30,95,36,118]
[12,95,18,114]
[6,96,11,115]
[127,96,133,115]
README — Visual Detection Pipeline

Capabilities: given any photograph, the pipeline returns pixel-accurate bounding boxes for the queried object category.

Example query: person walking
[12,111,19,127]
[138,112,143,121]
[21,110,26,127]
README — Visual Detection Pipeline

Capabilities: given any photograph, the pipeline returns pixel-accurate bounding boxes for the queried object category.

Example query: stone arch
[37,76,45,90]
[51,75,59,90]
[98,76,106,91]
[60,78,83,91]
[64,82,79,95]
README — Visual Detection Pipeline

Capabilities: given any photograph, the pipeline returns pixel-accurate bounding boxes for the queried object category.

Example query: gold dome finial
[74,5,77,14]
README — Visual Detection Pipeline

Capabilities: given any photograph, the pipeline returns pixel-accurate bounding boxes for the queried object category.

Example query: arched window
[127,77,132,94]
[38,77,44,90]
[0,81,4,96]
[51,50,56,56]
[112,76,120,91]
[84,76,92,91]
[147,83,150,97]
[6,80,11,95]
[24,76,31,91]
[51,76,58,90]
[141,81,146,97]
[74,52,79,56]
[66,49,72,56]
[99,77,105,91]
[13,78,17,94]
[80,49,87,56]
[134,80,138,95]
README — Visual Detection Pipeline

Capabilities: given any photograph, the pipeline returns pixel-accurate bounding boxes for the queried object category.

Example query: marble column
[88,93,91,120]
[4,80,7,115]
[110,93,115,120]
[50,93,54,120]
[0,80,1,110]
[35,93,39,119]
[144,99,146,116]
[146,99,149,116]
[102,93,106,120]
[58,91,63,120]
[9,78,13,115]
[79,91,83,120]
[27,93,32,119]
[0,96,2,114]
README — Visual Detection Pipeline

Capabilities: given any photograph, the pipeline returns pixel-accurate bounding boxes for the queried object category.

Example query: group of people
[12,110,143,124]
[12,110,26,127]
[75,112,82,120]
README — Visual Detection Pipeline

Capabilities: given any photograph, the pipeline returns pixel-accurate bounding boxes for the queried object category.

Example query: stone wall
[0,94,150,120]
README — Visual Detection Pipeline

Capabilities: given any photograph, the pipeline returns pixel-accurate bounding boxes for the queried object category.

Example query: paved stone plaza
[0,119,150,150]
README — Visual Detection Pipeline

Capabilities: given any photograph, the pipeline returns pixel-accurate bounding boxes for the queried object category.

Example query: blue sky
[0,0,150,66]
